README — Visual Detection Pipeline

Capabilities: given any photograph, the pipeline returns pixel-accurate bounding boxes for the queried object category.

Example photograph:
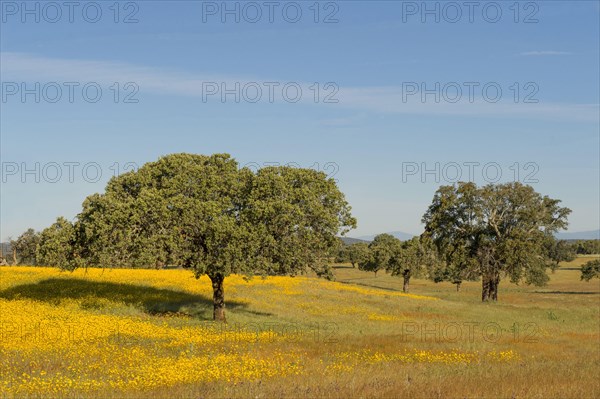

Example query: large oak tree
[422,182,570,301]
[68,153,355,321]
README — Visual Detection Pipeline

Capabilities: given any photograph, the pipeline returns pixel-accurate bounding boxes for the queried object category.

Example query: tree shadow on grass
[0,278,252,320]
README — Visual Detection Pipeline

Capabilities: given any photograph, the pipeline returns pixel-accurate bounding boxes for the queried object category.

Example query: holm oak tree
[422,182,570,302]
[68,153,355,321]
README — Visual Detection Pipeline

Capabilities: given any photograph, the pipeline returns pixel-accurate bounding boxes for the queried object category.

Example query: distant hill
[357,231,415,242]
[556,230,600,240]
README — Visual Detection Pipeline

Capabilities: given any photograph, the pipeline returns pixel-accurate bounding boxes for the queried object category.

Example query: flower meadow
[1,265,596,398]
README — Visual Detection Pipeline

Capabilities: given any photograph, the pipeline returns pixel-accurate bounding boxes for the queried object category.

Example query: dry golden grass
[1,256,599,398]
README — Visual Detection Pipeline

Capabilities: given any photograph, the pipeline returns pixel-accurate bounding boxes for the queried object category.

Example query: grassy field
[1,256,599,398]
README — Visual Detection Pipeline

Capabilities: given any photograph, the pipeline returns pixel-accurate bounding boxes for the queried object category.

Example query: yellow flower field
[0,267,455,397]
[0,263,598,398]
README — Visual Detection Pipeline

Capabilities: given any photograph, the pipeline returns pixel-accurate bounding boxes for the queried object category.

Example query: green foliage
[546,239,577,269]
[246,165,356,279]
[387,236,438,292]
[580,259,600,281]
[422,182,571,301]
[574,240,600,255]
[427,238,478,286]
[335,246,349,263]
[359,234,400,276]
[339,242,370,267]
[387,237,422,277]
[12,228,40,265]
[37,217,77,268]
[52,153,356,320]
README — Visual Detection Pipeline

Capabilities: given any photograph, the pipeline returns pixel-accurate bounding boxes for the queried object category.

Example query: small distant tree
[0,243,8,266]
[581,259,600,281]
[12,228,41,265]
[386,237,428,293]
[37,217,77,267]
[335,246,349,263]
[428,243,479,292]
[359,234,400,277]
[345,242,370,268]
[6,237,17,265]
[575,240,600,255]
[329,238,344,262]
[546,239,576,269]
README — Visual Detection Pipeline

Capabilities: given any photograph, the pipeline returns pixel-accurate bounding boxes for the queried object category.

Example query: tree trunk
[456,281,461,292]
[482,275,490,301]
[12,248,17,265]
[402,270,411,293]
[490,274,499,301]
[482,272,499,302]
[351,262,356,268]
[209,273,226,322]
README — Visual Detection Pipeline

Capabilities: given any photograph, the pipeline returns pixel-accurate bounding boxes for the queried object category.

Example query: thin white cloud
[0,52,232,96]
[337,86,598,122]
[1,52,597,122]
[519,51,572,56]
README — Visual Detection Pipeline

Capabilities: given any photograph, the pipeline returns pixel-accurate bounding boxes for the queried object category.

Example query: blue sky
[1,0,599,240]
